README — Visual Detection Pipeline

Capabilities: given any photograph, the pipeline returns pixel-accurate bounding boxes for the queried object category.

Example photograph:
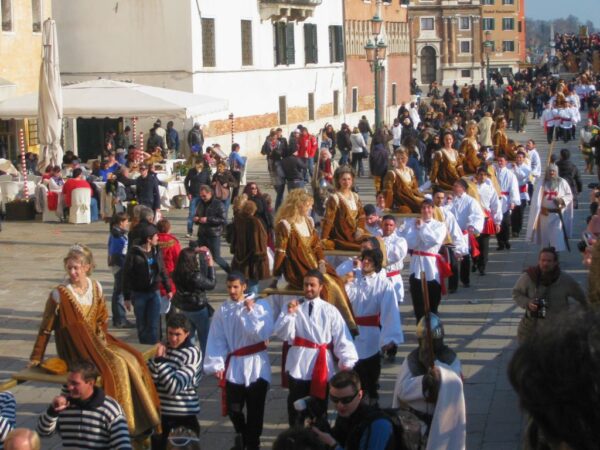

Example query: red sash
[47,191,58,211]
[293,337,333,400]
[411,250,453,295]
[219,341,268,416]
[463,230,481,259]
[482,210,497,235]
[519,184,527,193]
[386,270,401,277]
[500,191,509,197]
[355,314,381,327]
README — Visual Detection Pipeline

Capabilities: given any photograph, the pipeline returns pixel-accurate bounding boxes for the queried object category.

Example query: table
[0,180,37,212]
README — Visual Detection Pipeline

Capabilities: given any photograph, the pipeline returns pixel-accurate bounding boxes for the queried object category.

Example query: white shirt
[392,125,402,146]
[540,108,559,128]
[528,148,542,179]
[495,166,521,213]
[273,298,358,381]
[513,163,531,202]
[439,205,469,256]
[558,108,573,129]
[448,193,485,232]
[204,299,273,386]
[382,232,408,273]
[476,180,502,225]
[345,272,404,359]
[402,219,447,282]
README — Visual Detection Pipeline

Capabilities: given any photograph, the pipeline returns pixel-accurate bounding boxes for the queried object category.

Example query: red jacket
[298,133,318,159]
[157,233,181,295]
[62,178,92,208]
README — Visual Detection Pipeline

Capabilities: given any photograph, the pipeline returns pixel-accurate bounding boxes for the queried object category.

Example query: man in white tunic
[380,215,408,303]
[392,314,465,450]
[540,103,559,144]
[344,248,403,404]
[525,139,542,198]
[526,164,574,252]
[448,179,485,288]
[403,199,449,322]
[204,273,274,450]
[494,155,520,251]
[274,269,358,425]
[474,168,502,275]
[557,107,574,143]
[511,151,531,237]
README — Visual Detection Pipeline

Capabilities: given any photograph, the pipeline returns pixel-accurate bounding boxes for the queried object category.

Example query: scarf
[525,265,561,287]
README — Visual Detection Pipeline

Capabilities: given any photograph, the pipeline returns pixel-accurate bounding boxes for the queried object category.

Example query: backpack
[354,407,427,450]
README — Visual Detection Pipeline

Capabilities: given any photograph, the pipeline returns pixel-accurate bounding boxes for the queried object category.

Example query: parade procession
[1,0,600,449]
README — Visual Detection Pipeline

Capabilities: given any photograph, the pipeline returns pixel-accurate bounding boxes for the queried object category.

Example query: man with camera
[512,247,586,343]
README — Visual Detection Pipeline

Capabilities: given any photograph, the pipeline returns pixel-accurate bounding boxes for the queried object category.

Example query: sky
[526,0,600,28]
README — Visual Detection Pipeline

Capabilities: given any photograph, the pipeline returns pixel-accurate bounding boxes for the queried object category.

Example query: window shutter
[274,23,280,65]
[328,26,334,62]
[286,22,295,65]
[335,26,344,62]
[304,24,317,64]
[311,25,318,63]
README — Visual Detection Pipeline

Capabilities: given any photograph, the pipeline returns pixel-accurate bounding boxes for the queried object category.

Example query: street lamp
[484,30,493,96]
[364,14,387,129]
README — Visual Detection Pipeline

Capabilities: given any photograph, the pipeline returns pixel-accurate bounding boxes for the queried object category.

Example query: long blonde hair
[63,243,95,275]
[275,189,314,224]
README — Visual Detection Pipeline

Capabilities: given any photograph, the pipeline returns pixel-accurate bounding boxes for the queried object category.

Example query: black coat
[281,155,306,181]
[136,174,160,210]
[336,130,352,153]
[123,245,170,298]
[556,159,582,194]
[184,167,212,197]
[369,143,389,178]
[172,260,216,311]
[195,197,226,237]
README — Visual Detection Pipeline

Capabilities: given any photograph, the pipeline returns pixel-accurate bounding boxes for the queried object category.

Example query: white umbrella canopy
[0,79,229,120]
[37,18,63,172]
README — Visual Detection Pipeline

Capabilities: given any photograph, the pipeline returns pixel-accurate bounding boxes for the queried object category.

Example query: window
[502,18,514,30]
[458,17,470,31]
[502,40,515,52]
[32,0,42,32]
[420,18,434,31]
[391,83,397,106]
[328,25,344,63]
[202,18,216,67]
[459,40,471,54]
[274,22,295,66]
[308,93,315,121]
[502,0,514,4]
[1,0,13,32]
[352,87,358,113]
[518,21,522,33]
[304,23,318,64]
[241,20,253,66]
[279,96,287,125]
[333,90,340,116]
[27,119,39,146]
[461,69,472,78]
[482,0,494,4]
[482,18,495,31]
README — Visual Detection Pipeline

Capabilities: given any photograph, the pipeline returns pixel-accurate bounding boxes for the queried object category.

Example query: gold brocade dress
[459,138,482,175]
[430,148,464,190]
[321,191,369,251]
[273,218,357,332]
[383,167,424,213]
[492,129,509,159]
[30,279,160,436]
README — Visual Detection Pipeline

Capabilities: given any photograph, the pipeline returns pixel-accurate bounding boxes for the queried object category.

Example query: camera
[293,396,330,432]
[534,299,547,319]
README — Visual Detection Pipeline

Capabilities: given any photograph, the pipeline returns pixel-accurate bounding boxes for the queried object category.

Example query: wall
[481,1,521,71]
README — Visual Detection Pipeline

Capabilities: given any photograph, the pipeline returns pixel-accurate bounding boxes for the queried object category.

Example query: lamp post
[483,30,493,97]
[364,14,387,129]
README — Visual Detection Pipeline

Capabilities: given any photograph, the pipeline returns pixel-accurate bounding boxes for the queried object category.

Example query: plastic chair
[37,184,61,222]
[69,187,91,224]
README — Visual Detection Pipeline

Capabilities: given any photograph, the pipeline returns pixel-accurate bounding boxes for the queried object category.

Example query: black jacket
[336,130,352,153]
[281,155,306,181]
[123,245,171,298]
[172,261,216,312]
[556,159,582,194]
[332,403,395,450]
[369,143,389,178]
[195,197,225,237]
[136,174,161,210]
[184,167,212,197]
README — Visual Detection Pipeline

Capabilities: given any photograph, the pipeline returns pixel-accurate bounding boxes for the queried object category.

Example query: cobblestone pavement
[0,116,592,449]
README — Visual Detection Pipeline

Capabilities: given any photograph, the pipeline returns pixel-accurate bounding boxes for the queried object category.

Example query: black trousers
[475,234,491,272]
[353,353,381,402]
[151,415,200,450]
[409,274,441,323]
[496,211,511,249]
[558,127,571,143]
[511,202,526,235]
[546,126,554,144]
[287,376,328,426]
[226,378,269,450]
[448,247,470,290]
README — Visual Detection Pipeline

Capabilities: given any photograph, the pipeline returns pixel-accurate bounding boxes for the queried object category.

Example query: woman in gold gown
[273,189,357,333]
[430,132,464,190]
[30,246,160,437]
[492,117,510,158]
[460,121,483,175]
[383,149,424,213]
[321,167,369,251]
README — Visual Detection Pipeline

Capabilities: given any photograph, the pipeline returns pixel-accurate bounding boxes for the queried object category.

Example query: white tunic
[540,108,559,128]
[558,108,573,129]
[476,180,502,225]
[402,219,447,282]
[528,149,542,180]
[382,232,408,302]
[513,164,531,203]
[273,298,358,381]
[448,193,485,232]
[345,271,404,359]
[204,299,273,386]
[495,166,521,213]
[440,206,469,256]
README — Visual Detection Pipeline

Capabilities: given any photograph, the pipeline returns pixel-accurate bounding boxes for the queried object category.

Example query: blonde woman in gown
[30,246,160,437]
[460,121,483,175]
[383,149,424,213]
[273,189,358,333]
[492,117,510,159]
[430,132,464,190]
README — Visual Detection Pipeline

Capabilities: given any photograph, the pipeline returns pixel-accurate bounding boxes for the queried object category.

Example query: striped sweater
[37,388,131,450]
[0,392,16,450]
[148,341,202,417]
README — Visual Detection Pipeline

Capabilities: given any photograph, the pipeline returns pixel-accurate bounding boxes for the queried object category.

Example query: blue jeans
[90,197,99,222]
[287,180,305,192]
[183,307,211,358]
[274,184,285,211]
[304,157,314,182]
[197,235,230,273]
[132,290,161,344]
[361,132,369,145]
[187,196,201,234]
[111,268,127,326]
[221,198,231,224]
[339,150,350,166]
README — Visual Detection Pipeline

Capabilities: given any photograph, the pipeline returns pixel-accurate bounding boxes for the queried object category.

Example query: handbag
[362,147,370,159]
[172,290,208,311]
[214,180,230,200]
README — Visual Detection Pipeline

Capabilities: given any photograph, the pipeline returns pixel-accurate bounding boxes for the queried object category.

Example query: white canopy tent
[0,79,229,120]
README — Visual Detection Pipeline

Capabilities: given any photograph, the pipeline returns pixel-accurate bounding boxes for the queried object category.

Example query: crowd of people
[2,32,600,450]
[554,31,600,73]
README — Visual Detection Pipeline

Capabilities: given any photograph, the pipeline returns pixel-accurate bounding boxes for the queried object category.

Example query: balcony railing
[260,0,322,21]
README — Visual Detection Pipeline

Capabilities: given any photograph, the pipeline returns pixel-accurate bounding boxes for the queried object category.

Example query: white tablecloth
[0,180,37,212]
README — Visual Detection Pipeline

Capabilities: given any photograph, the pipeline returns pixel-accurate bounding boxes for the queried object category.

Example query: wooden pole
[229,113,234,147]
[19,129,29,200]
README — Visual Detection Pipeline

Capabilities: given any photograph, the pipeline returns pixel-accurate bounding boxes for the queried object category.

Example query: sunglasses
[330,390,359,405]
